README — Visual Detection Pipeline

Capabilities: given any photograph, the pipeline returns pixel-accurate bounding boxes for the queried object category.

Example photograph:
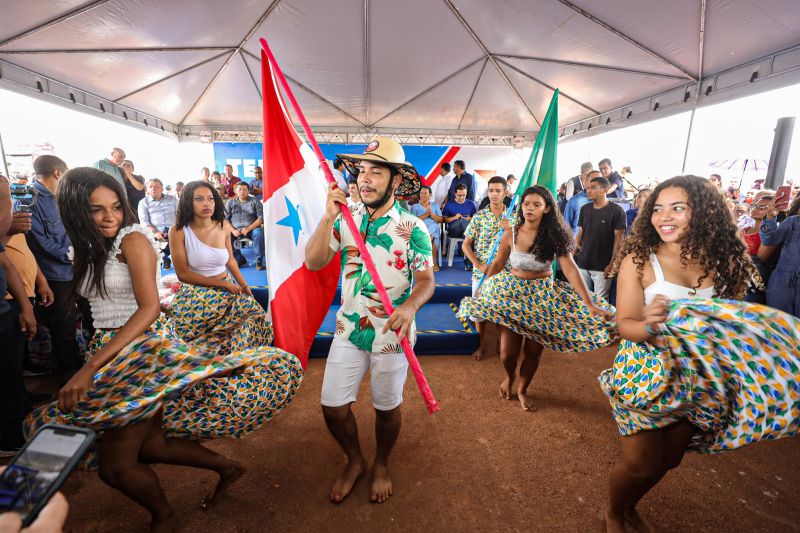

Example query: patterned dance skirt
[457,270,617,352]
[168,279,275,354]
[598,299,800,453]
[25,285,303,467]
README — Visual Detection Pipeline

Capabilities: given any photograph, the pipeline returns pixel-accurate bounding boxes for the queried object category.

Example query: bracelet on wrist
[644,323,659,336]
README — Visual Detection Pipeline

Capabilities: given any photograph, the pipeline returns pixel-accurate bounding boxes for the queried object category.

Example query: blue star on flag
[276,195,303,244]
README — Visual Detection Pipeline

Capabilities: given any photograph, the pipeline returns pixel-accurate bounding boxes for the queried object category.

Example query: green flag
[516,89,559,197]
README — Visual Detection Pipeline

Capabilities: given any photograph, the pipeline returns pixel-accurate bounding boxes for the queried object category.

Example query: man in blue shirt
[225,182,265,269]
[25,155,82,379]
[447,160,477,203]
[250,166,263,198]
[138,178,178,269]
[564,170,597,236]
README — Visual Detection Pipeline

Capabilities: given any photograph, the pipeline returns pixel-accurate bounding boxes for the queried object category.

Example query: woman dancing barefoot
[599,176,800,532]
[26,170,301,531]
[459,186,615,411]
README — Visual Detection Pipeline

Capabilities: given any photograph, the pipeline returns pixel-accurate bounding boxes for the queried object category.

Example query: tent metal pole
[681,0,706,173]
[680,107,696,174]
[0,129,9,177]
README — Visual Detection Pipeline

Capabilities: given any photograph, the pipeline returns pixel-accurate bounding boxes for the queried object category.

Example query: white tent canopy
[2,0,800,145]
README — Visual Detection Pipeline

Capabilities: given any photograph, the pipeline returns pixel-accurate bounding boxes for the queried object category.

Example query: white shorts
[471,277,484,323]
[320,336,409,411]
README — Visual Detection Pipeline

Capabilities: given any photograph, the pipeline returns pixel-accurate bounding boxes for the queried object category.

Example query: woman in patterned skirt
[459,186,615,411]
[166,181,304,440]
[599,175,800,533]
[25,169,302,532]
[167,181,276,356]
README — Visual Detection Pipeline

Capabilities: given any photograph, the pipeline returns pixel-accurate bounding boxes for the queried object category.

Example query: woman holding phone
[25,169,302,532]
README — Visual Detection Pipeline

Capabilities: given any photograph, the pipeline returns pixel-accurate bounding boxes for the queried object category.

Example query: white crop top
[643,253,716,304]
[79,225,162,329]
[508,226,551,272]
[183,225,229,277]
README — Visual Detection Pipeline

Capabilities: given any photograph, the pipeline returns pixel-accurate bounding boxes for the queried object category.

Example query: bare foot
[472,348,484,360]
[201,462,246,509]
[518,390,536,411]
[604,510,626,533]
[369,462,393,503]
[625,508,654,532]
[330,457,365,503]
[499,378,516,400]
[150,510,176,532]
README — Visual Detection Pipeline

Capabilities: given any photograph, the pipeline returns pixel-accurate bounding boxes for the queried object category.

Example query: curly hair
[176,180,225,228]
[514,185,574,261]
[56,167,137,299]
[611,175,755,299]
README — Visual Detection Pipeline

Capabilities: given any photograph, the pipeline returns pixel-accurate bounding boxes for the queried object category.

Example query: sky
[1,81,798,191]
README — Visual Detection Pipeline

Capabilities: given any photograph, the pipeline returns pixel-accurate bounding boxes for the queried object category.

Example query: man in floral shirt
[305,137,435,505]
[462,175,514,360]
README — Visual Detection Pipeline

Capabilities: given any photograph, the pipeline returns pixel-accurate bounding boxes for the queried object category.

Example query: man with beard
[305,137,435,505]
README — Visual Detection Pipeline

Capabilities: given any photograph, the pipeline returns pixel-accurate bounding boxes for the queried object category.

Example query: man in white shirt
[432,162,454,207]
[138,178,178,269]
[331,158,349,192]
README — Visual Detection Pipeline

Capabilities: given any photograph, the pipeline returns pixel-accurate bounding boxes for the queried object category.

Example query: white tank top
[643,253,716,304]
[183,225,229,277]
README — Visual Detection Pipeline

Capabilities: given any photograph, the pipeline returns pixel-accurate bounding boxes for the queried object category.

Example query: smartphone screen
[0,427,91,524]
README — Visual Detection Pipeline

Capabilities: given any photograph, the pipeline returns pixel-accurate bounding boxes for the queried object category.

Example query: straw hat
[337,137,421,196]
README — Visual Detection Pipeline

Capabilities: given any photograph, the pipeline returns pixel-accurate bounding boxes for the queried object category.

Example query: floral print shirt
[329,201,433,353]
[464,207,518,281]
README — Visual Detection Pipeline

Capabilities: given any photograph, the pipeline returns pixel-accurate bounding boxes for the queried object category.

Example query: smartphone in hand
[775,185,792,211]
[0,424,94,527]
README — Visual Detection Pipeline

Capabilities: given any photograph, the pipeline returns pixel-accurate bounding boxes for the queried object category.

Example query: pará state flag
[261,48,340,367]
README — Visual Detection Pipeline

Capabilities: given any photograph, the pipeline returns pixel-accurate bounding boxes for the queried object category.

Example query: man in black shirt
[574,175,626,300]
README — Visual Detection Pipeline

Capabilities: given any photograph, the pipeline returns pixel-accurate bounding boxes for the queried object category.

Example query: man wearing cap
[564,169,598,236]
[565,162,593,200]
[305,137,435,505]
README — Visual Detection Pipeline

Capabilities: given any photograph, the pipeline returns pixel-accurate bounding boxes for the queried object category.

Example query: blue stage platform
[162,246,477,356]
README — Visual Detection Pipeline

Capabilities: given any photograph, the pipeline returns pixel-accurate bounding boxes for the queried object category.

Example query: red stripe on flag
[270,260,340,367]
[261,49,306,202]
[423,146,460,186]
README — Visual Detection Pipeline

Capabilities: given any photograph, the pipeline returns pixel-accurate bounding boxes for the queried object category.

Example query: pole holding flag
[260,38,440,414]
[475,90,560,290]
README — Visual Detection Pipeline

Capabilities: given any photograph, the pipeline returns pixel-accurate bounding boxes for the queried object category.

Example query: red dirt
[18,336,800,532]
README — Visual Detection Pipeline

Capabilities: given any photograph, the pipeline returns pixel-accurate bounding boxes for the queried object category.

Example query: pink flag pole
[260,38,440,414]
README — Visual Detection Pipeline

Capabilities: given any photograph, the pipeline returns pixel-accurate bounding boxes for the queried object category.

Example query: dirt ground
[21,329,800,532]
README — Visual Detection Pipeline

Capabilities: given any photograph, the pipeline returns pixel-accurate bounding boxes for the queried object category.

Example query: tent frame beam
[180,126,529,146]
[441,0,541,127]
[0,58,178,137]
[495,57,599,114]
[364,0,370,124]
[0,47,236,54]
[113,50,232,102]
[559,41,800,142]
[240,49,368,128]
[458,58,489,130]
[178,0,282,125]
[554,0,697,81]
[681,0,707,172]
[0,0,114,48]
[492,54,687,80]
[370,56,485,127]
